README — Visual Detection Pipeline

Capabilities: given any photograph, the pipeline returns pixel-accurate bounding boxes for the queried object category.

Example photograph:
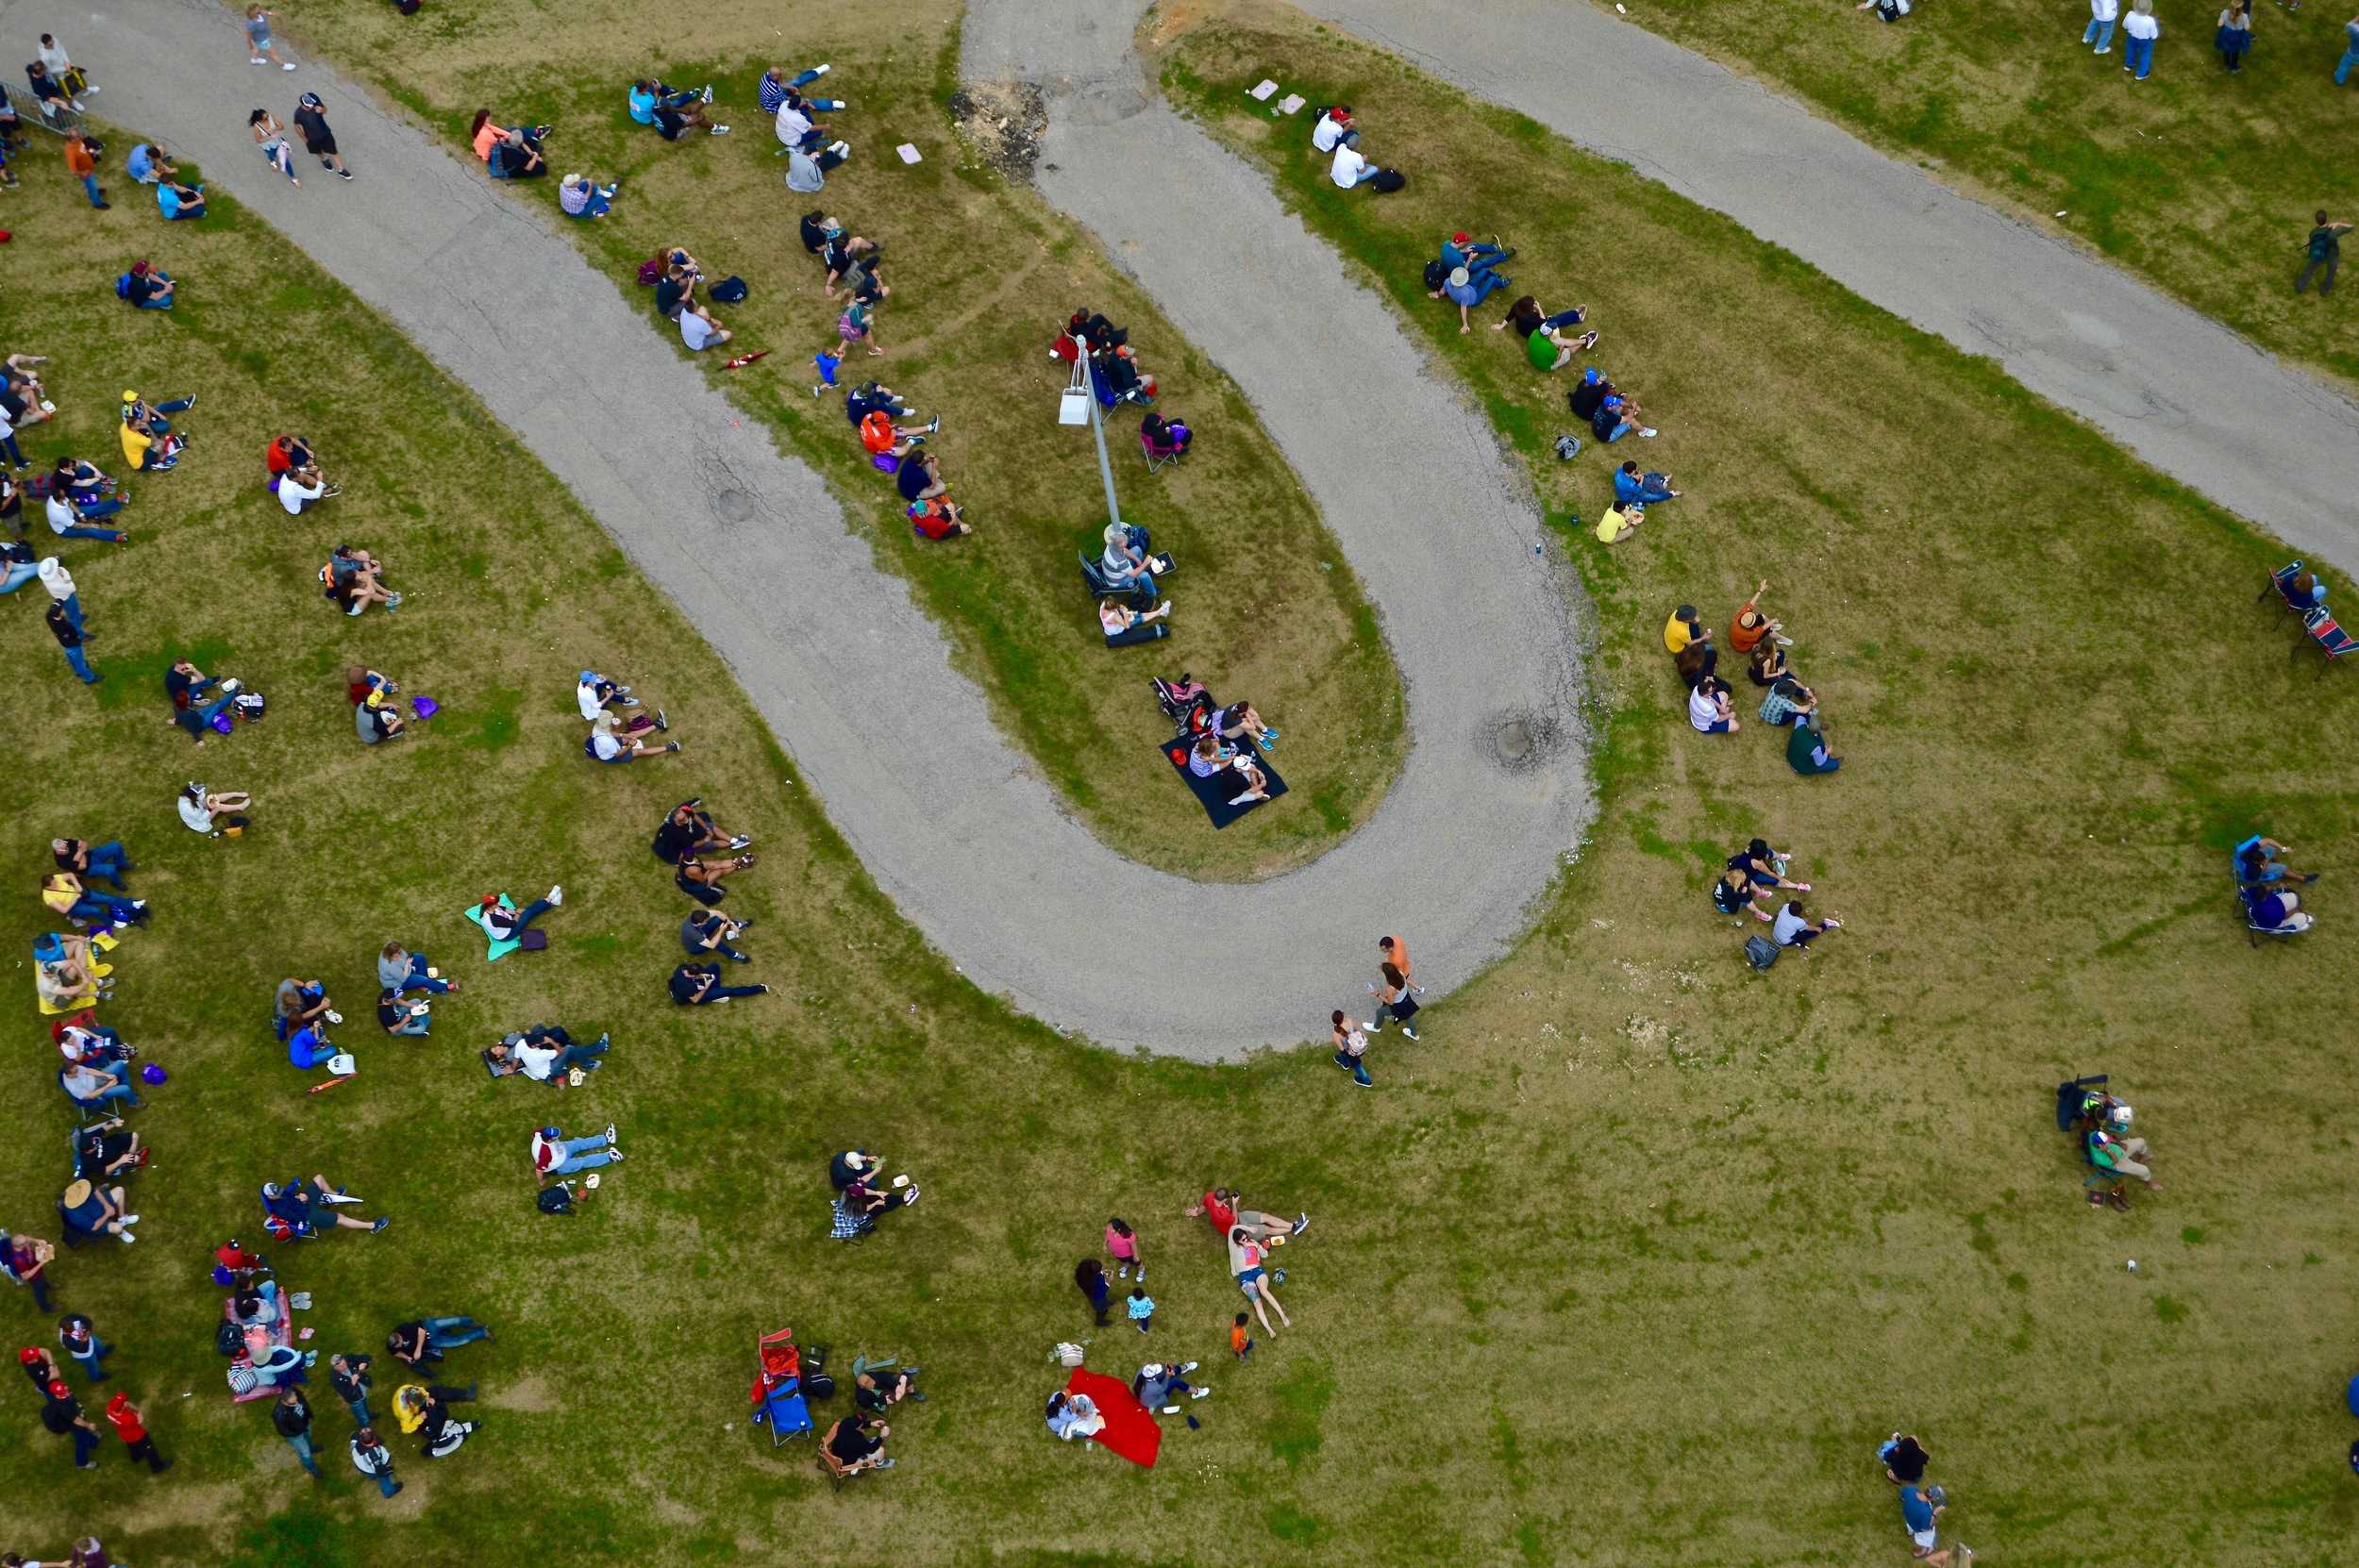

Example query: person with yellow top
[1665,604,1703,656]
[119,391,192,472]
[1595,504,1641,544]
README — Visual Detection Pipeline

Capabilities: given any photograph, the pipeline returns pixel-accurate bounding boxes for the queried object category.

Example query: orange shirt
[472,122,503,161]
[64,140,95,176]
[1380,937,1411,983]
[1730,598,1766,653]
[859,410,895,455]
[1230,1323,1250,1354]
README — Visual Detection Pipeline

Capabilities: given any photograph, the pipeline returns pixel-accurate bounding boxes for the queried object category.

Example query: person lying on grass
[530,1125,621,1186]
[483,1025,610,1083]
[388,1316,491,1369]
[1188,1188,1309,1243]
[261,1175,390,1237]
[1229,1226,1293,1338]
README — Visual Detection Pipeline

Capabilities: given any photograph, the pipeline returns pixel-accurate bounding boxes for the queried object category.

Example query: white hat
[1447,266,1470,288]
[561,172,582,188]
[2110,1104,2133,1126]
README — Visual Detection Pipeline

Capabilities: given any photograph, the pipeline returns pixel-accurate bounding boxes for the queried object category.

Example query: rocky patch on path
[949,80,1048,178]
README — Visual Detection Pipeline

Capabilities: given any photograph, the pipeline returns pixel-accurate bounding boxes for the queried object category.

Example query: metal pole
[1085,367,1124,531]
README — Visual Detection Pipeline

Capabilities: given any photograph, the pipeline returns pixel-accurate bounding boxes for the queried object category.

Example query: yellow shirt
[1598,507,1635,543]
[119,422,153,470]
[1664,610,1695,655]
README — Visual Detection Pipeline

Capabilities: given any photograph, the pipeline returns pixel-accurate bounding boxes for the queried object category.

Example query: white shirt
[681,310,719,351]
[45,495,77,534]
[590,728,626,761]
[774,102,813,146]
[1686,687,1723,731]
[278,474,321,514]
[2090,0,2117,20]
[512,1042,560,1080]
[2124,9,2159,37]
[1311,113,1345,154]
[576,679,606,721]
[39,42,72,75]
[1330,143,1366,190]
[38,557,73,601]
[178,794,212,832]
[1772,907,1812,946]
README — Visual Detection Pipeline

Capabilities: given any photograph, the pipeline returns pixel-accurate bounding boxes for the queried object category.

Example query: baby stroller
[1151,675,1214,739]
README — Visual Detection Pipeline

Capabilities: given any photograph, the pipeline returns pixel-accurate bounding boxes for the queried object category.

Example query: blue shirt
[627,86,657,125]
[158,185,181,218]
[1614,469,1647,505]
[127,144,155,181]
[759,75,788,116]
[1900,1488,1935,1534]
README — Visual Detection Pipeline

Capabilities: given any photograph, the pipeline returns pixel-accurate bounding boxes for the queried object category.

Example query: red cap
[48,1378,70,1397]
[106,1391,130,1414]
[16,1347,40,1364]
[1451,231,1469,244]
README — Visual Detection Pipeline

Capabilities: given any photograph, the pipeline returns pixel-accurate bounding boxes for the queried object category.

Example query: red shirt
[266,440,295,475]
[105,1393,145,1442]
[911,500,958,541]
[859,410,895,456]
[1199,1192,1235,1234]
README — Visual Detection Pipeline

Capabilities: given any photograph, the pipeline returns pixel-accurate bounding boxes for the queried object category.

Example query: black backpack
[711,275,748,304]
[537,1186,575,1215]
[1422,259,1449,292]
[1370,168,1407,193]
[215,1320,242,1357]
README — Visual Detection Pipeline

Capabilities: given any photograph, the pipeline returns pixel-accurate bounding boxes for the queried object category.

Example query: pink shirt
[1104,1224,1137,1259]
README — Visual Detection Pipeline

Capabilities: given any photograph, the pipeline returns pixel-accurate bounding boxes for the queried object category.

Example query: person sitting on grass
[771,87,828,152]
[118,398,190,475]
[120,261,174,310]
[894,448,947,508]
[668,963,770,1007]
[1133,1360,1210,1412]
[156,175,207,220]
[35,935,111,1010]
[1330,129,1380,190]
[59,1178,138,1245]
[653,798,750,860]
[469,111,550,178]
[1046,1388,1104,1443]
[785,140,851,194]
[826,1412,893,1474]
[629,79,722,140]
[909,495,971,541]
[273,975,335,1041]
[480,886,562,944]
[860,406,936,461]
[1614,460,1678,508]
[1787,712,1841,776]
[1497,295,1598,363]
[575,669,648,722]
[1687,676,1738,735]
[681,908,754,963]
[1758,676,1818,729]
[825,238,889,305]
[1187,733,1271,808]
[845,379,920,427]
[355,690,406,746]
[176,782,252,834]
[587,710,681,763]
[1216,699,1279,752]
[126,143,179,187]
[530,1126,622,1186]
[1590,387,1656,444]
[1771,900,1842,950]
[558,172,617,219]
[226,1343,310,1394]
[679,300,733,353]
[41,871,146,927]
[1748,638,1791,690]
[377,988,431,1037]
[761,65,841,119]
[1729,580,1785,655]
[677,847,753,905]
[844,1167,920,1219]
[45,481,129,544]
[395,1383,481,1459]
[377,942,454,999]
[1100,596,1171,647]
[277,458,338,514]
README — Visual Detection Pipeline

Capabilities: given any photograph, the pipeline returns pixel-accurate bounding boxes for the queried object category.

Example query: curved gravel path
[64,0,1592,1060]
[1291,0,2359,574]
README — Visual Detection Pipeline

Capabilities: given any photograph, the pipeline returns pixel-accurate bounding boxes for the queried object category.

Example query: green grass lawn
[1598,0,2359,386]
[275,0,1403,883]
[3,4,2359,1565]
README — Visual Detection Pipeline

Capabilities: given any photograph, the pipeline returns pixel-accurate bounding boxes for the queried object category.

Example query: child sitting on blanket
[1185,734,1269,809]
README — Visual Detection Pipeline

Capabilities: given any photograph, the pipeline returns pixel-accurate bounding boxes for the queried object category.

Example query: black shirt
[855,1381,893,1414]
[895,459,934,502]
[654,107,690,141]
[330,1355,372,1404]
[1569,380,1608,422]
[125,273,162,305]
[828,1418,879,1463]
[1712,877,1746,915]
[294,106,333,152]
[820,237,851,276]
[652,815,701,861]
[165,667,198,705]
[46,604,82,648]
[654,276,689,320]
[42,1393,82,1434]
[669,965,709,1004]
[273,1393,312,1438]
[799,215,835,254]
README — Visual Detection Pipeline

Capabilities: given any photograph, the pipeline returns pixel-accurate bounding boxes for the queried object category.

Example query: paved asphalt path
[60,0,1592,1060]
[1291,0,2359,573]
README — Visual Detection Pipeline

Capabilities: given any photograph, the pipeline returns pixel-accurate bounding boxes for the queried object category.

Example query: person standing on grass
[244,7,296,71]
[63,130,106,210]
[2338,14,2359,86]
[1107,1218,1145,1281]
[330,1352,376,1426]
[293,93,351,179]
[47,602,97,685]
[42,1379,101,1469]
[275,1386,320,1476]
[1127,1286,1155,1334]
[2217,3,2255,70]
[351,1426,403,1497]
[2085,0,2120,52]
[2123,0,2161,78]
[1231,1311,1254,1361]
[103,1393,170,1475]
[1075,1258,1113,1326]
[2298,210,2351,294]
[57,1314,108,1382]
[1898,1481,1969,1564]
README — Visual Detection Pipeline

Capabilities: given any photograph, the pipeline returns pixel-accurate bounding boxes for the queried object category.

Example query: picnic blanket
[1160,739,1287,828]
[462,894,522,961]
[1064,1368,1160,1469]
[223,1290,293,1403]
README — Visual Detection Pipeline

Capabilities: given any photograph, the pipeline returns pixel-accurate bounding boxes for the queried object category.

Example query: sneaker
[1137,1321,1150,1333]
[1116,1263,1128,1278]
[605,1123,618,1143]
[1576,330,1599,350]
[830,140,850,157]
[371,1217,391,1232]
[337,168,353,180]
[710,125,730,135]
[813,63,831,75]
[547,884,564,906]
[665,741,681,753]
[1637,427,1659,439]
[1292,1212,1310,1235]
[2094,45,2111,53]
[118,1232,135,1244]
[385,592,403,609]
[303,1350,319,1366]
[924,416,941,434]
[1179,1360,1198,1374]
[1191,1387,1212,1399]
[609,1147,626,1162]
[326,1009,343,1025]
[903,1187,920,1205]
[1400,1025,1419,1041]
[700,85,713,103]
[758,984,774,993]
[346,600,366,617]
[873,1458,895,1470]
[320,156,332,168]
[251,56,267,64]
[653,709,669,732]
[728,835,752,849]
[282,61,297,71]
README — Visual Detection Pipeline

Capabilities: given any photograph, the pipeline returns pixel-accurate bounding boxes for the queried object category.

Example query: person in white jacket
[2084,0,2120,53]
[2122,0,2161,79]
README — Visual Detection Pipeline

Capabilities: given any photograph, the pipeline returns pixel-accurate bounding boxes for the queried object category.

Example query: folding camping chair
[751,1328,813,1445]
[2259,560,2317,618]
[2299,606,2356,663]
[1140,425,1186,474]
[2232,837,2315,943]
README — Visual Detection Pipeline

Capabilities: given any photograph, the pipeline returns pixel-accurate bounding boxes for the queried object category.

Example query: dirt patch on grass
[946,80,1046,178]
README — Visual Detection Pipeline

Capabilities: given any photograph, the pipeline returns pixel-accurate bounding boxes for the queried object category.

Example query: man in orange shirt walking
[64,130,107,209]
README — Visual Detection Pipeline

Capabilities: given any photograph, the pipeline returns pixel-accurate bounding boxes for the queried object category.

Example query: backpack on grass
[1422,259,1449,292]
[1744,936,1779,971]
[114,274,134,301]
[636,251,666,286]
[711,275,748,304]
[214,1320,242,1356]
[1370,168,1407,193]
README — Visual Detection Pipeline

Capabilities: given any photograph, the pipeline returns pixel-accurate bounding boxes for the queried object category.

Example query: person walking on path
[1367,961,1421,1041]
[103,1392,170,1474]
[1377,935,1420,995]
[2298,211,2351,294]
[243,7,296,71]
[58,1314,109,1382]
[275,1386,320,1476]
[42,1379,101,1469]
[2216,3,2254,71]
[47,602,98,685]
[293,93,352,180]
[2085,0,2119,52]
[251,109,301,187]
[63,130,106,210]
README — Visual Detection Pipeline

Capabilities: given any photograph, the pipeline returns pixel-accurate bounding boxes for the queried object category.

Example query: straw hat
[62,1177,92,1206]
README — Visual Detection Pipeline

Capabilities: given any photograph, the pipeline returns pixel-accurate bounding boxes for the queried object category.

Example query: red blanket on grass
[1064,1368,1161,1469]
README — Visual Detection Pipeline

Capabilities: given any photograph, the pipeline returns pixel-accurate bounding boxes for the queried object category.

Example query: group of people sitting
[349,665,409,746]
[1710,838,1842,951]
[578,669,682,762]
[2235,834,2318,936]
[2068,1082,2162,1208]
[649,243,744,354]
[469,110,553,179]
[165,655,261,743]
[318,543,400,615]
[267,431,338,515]
[1666,585,1840,775]
[1310,104,1402,192]
[769,64,853,192]
[1052,309,1163,408]
[651,799,774,1006]
[376,940,454,1039]
[627,76,725,140]
[838,375,971,540]
[830,1147,921,1233]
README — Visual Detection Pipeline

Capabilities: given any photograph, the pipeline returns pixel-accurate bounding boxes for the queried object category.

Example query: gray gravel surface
[1294,0,2359,572]
[60,0,1593,1060]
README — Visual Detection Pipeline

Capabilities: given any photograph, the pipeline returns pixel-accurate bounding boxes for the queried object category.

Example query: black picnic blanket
[1160,735,1287,827]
